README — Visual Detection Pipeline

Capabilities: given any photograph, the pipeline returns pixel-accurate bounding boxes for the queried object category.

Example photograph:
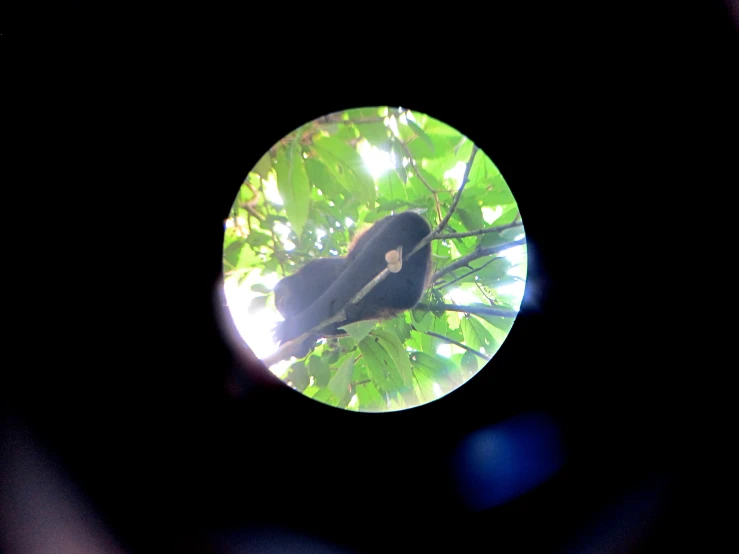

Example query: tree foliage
[223,107,527,412]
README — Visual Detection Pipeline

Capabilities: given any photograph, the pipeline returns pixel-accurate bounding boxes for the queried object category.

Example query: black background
[3,4,737,552]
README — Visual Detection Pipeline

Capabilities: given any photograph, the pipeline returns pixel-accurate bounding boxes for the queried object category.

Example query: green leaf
[308,355,331,387]
[312,387,339,405]
[263,256,280,273]
[474,257,512,283]
[500,225,525,241]
[372,329,412,387]
[338,319,378,343]
[360,121,390,148]
[377,169,407,203]
[356,381,384,411]
[304,157,348,198]
[247,295,268,314]
[245,231,271,247]
[490,201,519,224]
[252,151,273,179]
[385,315,412,344]
[415,167,441,191]
[412,366,436,400]
[263,214,289,227]
[411,310,433,333]
[406,119,436,157]
[323,345,342,366]
[398,385,420,408]
[407,167,430,199]
[410,351,453,379]
[352,358,368,382]
[461,316,496,353]
[455,204,487,232]
[224,241,245,269]
[310,135,375,205]
[328,356,355,398]
[275,145,311,237]
[468,151,500,184]
[358,336,403,391]
[417,329,435,357]
[461,350,479,375]
[429,315,449,341]
[287,362,309,392]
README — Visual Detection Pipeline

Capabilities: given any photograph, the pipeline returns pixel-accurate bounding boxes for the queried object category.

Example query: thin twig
[425,331,490,360]
[432,237,526,282]
[407,145,479,259]
[421,303,518,318]
[394,136,442,221]
[436,220,523,240]
[433,257,500,291]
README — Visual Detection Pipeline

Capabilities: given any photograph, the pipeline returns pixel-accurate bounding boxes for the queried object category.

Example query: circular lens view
[222,107,527,412]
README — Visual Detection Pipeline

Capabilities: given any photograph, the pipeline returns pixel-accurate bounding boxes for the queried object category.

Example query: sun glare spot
[444,161,467,187]
[357,139,394,178]
[388,116,400,138]
[448,288,479,306]
[436,343,456,358]
[482,206,504,224]
[497,281,526,304]
[263,174,283,205]
[223,273,282,363]
[273,222,295,251]
[500,245,526,263]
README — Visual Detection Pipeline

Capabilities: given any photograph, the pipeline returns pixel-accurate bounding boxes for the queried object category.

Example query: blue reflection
[452,412,564,510]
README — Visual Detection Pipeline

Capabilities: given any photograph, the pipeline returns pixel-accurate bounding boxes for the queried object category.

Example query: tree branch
[394,136,443,222]
[407,145,479,259]
[434,257,499,291]
[428,303,518,318]
[424,331,490,360]
[436,220,523,240]
[432,237,527,283]
[417,302,518,318]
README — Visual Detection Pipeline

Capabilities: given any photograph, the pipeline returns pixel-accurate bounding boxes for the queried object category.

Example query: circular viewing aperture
[222,107,527,412]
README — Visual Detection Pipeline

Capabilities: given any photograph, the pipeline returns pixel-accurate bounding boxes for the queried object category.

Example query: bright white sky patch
[497,281,526,303]
[357,139,394,178]
[387,116,400,138]
[263,173,283,205]
[448,287,480,306]
[500,244,526,264]
[482,206,504,224]
[444,161,467,188]
[273,222,295,251]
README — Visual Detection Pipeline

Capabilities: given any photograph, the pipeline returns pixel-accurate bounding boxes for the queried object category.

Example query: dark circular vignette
[12,17,738,551]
